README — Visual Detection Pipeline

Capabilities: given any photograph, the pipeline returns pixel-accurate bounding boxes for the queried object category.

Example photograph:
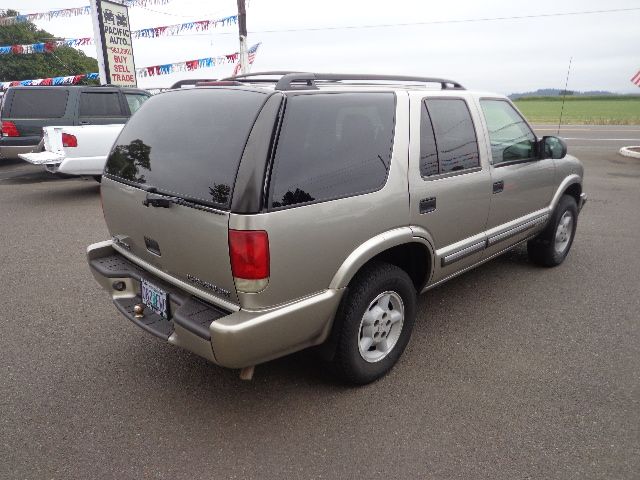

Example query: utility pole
[237,0,249,75]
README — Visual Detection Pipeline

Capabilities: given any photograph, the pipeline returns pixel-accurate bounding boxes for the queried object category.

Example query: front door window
[480,99,536,165]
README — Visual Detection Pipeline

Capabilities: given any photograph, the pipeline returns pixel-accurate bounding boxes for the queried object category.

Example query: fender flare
[329,227,435,290]
[550,174,582,212]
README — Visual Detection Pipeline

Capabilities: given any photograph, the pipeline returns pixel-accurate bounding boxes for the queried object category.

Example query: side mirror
[540,136,567,159]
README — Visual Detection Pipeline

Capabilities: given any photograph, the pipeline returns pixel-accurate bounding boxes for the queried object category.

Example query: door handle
[492,181,504,194]
[419,197,436,214]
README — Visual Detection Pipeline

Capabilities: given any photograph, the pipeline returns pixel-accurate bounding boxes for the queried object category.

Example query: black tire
[330,262,417,385]
[92,175,102,183]
[527,194,578,267]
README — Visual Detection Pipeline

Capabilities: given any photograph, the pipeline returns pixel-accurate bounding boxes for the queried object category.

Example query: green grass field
[513,96,640,125]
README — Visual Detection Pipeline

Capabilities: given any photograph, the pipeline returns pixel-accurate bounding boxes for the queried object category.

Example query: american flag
[631,70,640,87]
[232,43,260,76]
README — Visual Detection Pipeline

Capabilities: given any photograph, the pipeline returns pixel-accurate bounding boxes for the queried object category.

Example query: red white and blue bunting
[0,44,260,88]
[1,73,99,91]
[0,42,58,55]
[0,15,238,54]
[132,15,237,39]
[0,1,171,26]
[137,43,260,78]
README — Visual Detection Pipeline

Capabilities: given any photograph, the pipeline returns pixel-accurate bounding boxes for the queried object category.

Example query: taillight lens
[1,121,19,137]
[229,230,270,292]
[62,133,77,147]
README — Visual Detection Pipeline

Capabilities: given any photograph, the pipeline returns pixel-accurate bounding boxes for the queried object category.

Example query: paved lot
[1,125,639,479]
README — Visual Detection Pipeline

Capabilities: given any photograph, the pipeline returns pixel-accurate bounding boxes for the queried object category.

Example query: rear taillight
[62,133,77,147]
[1,121,19,137]
[229,229,270,293]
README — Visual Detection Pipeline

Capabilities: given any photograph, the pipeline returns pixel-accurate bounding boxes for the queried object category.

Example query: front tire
[527,194,578,267]
[330,262,417,385]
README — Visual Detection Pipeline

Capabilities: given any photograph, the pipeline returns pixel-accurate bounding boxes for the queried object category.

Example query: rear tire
[330,262,417,385]
[527,194,578,267]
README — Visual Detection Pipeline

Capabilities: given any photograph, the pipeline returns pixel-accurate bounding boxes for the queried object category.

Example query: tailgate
[102,177,238,305]
[18,126,65,165]
[98,88,275,308]
[18,150,64,165]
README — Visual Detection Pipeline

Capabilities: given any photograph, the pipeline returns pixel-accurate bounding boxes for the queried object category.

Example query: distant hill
[509,89,623,99]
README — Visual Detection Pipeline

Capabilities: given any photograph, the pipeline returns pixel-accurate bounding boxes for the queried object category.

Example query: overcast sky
[2,0,640,94]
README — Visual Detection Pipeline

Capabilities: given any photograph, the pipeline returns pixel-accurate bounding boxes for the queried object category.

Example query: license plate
[141,280,169,319]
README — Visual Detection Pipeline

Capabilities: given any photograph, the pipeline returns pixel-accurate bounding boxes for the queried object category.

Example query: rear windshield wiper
[142,192,177,208]
[141,190,225,214]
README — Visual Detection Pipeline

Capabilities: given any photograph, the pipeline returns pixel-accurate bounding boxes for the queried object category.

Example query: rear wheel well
[317,242,431,362]
[564,183,582,205]
[359,243,431,292]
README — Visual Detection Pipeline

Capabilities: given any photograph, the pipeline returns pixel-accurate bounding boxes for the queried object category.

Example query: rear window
[105,88,268,208]
[8,89,68,118]
[269,92,395,209]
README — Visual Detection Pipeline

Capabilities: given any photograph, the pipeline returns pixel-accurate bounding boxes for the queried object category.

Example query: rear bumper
[57,156,106,176]
[0,143,39,159]
[87,241,344,368]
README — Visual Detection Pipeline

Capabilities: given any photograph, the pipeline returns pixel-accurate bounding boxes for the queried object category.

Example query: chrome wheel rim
[554,211,574,254]
[358,291,404,363]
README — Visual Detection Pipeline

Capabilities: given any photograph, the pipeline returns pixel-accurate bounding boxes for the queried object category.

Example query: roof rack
[219,71,304,84]
[169,79,218,89]
[221,71,465,91]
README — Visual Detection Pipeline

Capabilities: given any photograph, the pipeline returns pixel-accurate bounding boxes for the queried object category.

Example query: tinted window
[125,93,150,114]
[270,93,395,209]
[480,99,536,164]
[79,92,123,117]
[105,88,268,208]
[419,103,439,177]
[9,89,68,118]
[422,98,479,175]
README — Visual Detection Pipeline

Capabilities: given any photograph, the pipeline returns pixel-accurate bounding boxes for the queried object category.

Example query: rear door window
[420,98,480,176]
[105,88,269,209]
[79,92,124,117]
[9,89,68,118]
[269,92,395,209]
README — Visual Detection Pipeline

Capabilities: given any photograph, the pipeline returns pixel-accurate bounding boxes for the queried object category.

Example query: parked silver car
[87,72,586,384]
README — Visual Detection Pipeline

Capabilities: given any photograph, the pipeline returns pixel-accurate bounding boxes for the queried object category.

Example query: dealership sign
[90,0,137,87]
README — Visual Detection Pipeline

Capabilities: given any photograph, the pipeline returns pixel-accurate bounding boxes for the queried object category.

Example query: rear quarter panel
[229,92,411,310]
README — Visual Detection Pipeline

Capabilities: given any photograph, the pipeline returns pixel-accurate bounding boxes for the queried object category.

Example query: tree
[0,9,98,82]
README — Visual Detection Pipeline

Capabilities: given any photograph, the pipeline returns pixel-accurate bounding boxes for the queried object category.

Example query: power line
[133,5,228,18]
[149,6,640,37]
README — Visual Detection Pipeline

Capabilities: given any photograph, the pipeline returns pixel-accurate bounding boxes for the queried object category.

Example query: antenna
[558,56,573,135]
